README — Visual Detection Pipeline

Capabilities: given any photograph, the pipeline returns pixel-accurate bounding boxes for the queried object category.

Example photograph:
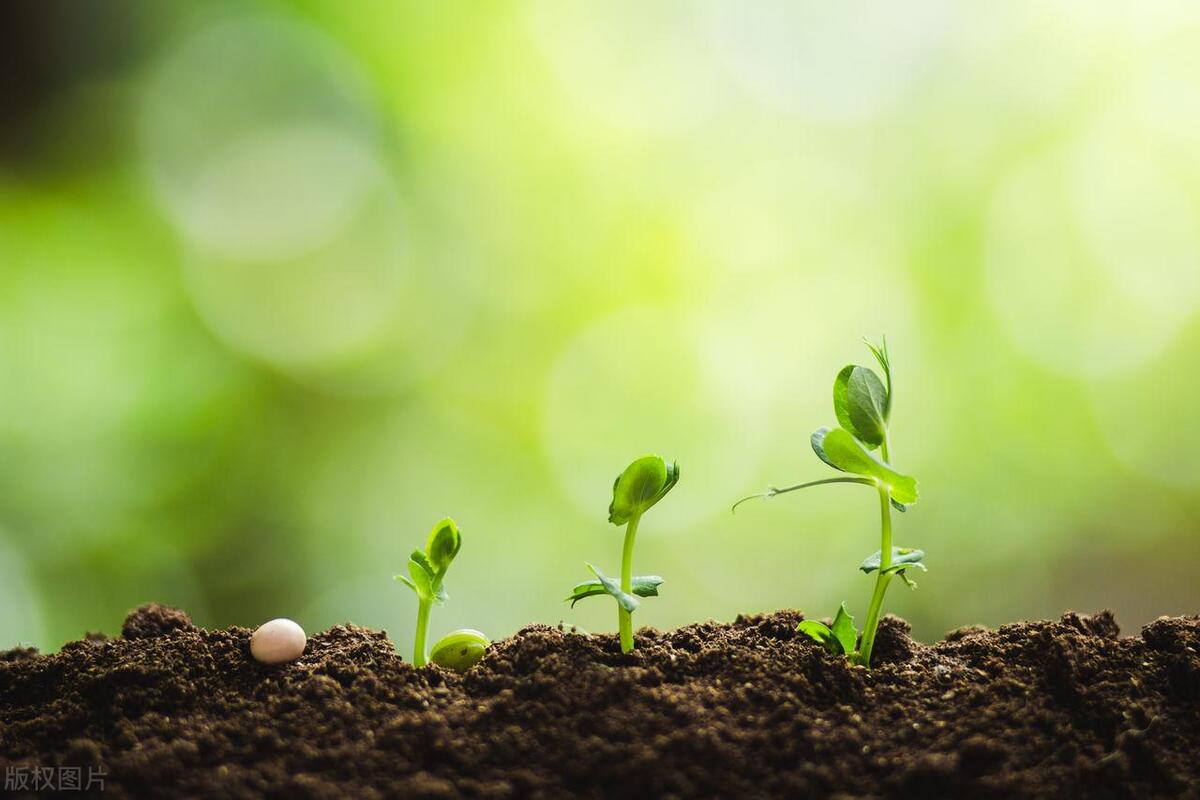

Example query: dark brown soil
[2,604,1199,799]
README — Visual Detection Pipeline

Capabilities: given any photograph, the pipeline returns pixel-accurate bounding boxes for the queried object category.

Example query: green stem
[857,481,893,667]
[618,513,641,653]
[413,596,432,667]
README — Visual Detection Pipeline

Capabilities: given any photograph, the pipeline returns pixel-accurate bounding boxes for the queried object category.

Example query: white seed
[250,618,306,664]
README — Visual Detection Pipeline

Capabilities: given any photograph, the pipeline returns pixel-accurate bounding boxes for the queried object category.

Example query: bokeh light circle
[984,119,1200,376]
[141,17,382,262]
[543,305,771,532]
[706,0,953,121]
[527,0,730,134]
[180,186,407,373]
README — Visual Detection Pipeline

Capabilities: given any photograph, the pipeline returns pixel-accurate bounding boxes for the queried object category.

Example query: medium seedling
[395,517,488,669]
[734,338,924,668]
[567,455,679,653]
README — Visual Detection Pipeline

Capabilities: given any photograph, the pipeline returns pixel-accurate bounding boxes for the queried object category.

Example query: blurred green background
[2,1,1199,652]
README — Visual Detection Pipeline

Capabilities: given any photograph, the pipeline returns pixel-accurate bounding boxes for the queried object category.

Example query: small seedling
[567,455,679,653]
[395,517,488,668]
[734,338,924,668]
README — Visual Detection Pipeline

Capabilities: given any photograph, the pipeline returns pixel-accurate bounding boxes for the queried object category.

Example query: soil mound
[2,605,1198,798]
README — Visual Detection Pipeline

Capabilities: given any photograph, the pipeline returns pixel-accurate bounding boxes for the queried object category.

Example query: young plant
[395,517,489,668]
[567,455,679,653]
[734,338,924,668]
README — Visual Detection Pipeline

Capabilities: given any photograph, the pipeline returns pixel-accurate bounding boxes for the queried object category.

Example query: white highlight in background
[984,117,1200,377]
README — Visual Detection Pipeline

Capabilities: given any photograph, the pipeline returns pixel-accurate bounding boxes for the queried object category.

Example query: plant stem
[857,481,893,668]
[618,512,641,653]
[413,596,432,667]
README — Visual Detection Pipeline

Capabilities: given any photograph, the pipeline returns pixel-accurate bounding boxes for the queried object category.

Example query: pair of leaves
[609,456,680,525]
[833,338,892,450]
[567,564,662,613]
[567,572,663,609]
[395,517,461,603]
[860,546,926,588]
[798,603,857,656]
[811,427,918,506]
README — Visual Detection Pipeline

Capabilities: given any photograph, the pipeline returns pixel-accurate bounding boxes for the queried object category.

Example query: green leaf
[429,628,490,672]
[394,574,419,595]
[584,563,640,613]
[410,549,435,579]
[831,603,857,655]
[797,620,837,652]
[566,575,664,607]
[426,517,461,574]
[833,365,888,449]
[810,427,918,505]
[864,337,892,422]
[859,547,926,575]
[609,455,680,525]
[407,557,433,599]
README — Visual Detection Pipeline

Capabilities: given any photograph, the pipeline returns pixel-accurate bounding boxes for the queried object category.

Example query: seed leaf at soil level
[833,365,888,449]
[797,620,837,650]
[830,603,857,655]
[566,575,663,607]
[810,427,918,505]
[859,547,926,575]
[585,563,640,613]
[609,456,680,525]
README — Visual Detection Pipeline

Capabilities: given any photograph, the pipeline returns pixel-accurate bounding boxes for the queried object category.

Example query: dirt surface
[2,604,1199,799]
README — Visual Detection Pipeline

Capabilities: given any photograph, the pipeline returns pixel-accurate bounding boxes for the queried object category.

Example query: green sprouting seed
[394,517,471,667]
[570,455,679,653]
[429,628,490,672]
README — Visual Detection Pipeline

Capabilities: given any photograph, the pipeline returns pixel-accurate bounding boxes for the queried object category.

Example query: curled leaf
[810,427,918,505]
[407,556,434,599]
[584,563,641,613]
[833,365,888,449]
[859,547,926,575]
[566,575,663,607]
[426,517,461,574]
[798,620,836,650]
[609,456,680,525]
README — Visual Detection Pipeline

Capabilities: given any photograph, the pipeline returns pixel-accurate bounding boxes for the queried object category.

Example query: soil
[2,604,1199,799]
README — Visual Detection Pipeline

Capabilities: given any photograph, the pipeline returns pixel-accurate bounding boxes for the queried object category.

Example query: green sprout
[734,338,923,668]
[395,517,489,668]
[567,455,679,653]
[429,628,490,671]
